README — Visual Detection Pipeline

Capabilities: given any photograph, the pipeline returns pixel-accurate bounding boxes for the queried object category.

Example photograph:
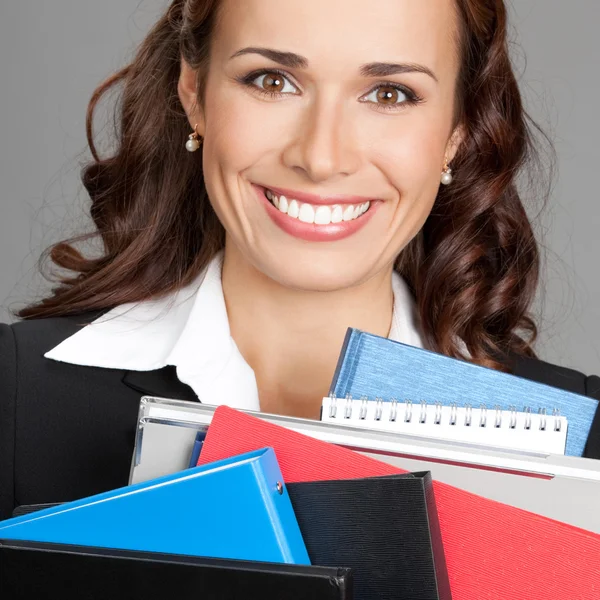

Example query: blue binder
[330,328,598,456]
[0,448,310,565]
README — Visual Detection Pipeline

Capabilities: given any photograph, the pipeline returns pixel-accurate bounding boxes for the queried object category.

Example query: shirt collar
[45,252,424,409]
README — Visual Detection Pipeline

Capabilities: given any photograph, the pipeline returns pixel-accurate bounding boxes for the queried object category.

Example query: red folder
[199,406,600,600]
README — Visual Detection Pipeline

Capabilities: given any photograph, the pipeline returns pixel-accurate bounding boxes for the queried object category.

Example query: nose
[281,95,361,183]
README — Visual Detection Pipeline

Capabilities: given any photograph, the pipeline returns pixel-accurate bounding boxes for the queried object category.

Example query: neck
[221,242,395,419]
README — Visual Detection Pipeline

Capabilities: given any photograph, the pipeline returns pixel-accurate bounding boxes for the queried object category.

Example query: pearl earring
[185,124,202,152]
[441,160,453,186]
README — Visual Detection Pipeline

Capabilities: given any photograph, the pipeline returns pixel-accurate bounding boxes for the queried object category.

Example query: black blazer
[1,314,599,521]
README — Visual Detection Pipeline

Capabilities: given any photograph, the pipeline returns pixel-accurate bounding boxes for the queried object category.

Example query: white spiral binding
[324,394,564,432]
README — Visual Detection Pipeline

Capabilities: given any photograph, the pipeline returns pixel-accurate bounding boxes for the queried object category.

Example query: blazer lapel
[122,366,199,402]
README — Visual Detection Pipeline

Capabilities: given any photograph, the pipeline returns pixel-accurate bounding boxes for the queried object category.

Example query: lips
[253,184,379,242]
[264,187,372,225]
[262,183,376,205]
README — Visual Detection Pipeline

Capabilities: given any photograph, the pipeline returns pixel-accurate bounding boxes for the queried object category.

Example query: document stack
[1,327,600,599]
[326,328,599,456]
[0,408,452,599]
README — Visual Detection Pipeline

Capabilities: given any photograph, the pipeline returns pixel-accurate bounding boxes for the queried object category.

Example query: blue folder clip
[188,431,206,468]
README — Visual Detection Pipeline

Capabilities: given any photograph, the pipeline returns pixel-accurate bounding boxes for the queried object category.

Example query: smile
[253,183,380,243]
[265,188,371,225]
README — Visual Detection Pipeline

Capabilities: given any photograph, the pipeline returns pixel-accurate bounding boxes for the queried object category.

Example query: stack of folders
[325,328,600,456]
[199,406,600,600]
[3,324,600,599]
[0,432,450,599]
[126,398,600,598]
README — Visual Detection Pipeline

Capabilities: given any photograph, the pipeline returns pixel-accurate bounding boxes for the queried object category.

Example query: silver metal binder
[131,396,600,533]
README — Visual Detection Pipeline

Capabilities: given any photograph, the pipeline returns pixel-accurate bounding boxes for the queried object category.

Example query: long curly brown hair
[20,0,546,371]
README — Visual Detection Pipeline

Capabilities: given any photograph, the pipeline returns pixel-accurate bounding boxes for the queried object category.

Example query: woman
[1,0,598,520]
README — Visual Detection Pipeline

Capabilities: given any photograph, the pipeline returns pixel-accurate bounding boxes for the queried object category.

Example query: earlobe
[178,58,206,136]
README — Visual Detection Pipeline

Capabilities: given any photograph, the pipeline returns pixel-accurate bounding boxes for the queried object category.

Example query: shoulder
[512,353,600,459]
[512,353,594,396]
[0,312,104,389]
[2,312,101,354]
[0,314,145,519]
[0,314,101,405]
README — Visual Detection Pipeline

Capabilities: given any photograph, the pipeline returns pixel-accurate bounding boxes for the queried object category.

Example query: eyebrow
[229,47,438,83]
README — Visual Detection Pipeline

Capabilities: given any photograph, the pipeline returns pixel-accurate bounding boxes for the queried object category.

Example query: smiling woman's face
[182,0,463,291]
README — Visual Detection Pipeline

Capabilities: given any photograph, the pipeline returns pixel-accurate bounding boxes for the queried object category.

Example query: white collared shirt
[45,252,425,410]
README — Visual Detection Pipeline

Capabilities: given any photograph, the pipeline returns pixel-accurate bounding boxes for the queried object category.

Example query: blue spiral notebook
[328,328,598,456]
[0,448,310,565]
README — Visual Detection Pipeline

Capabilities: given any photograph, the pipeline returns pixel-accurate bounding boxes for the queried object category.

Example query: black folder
[287,472,451,600]
[0,539,353,600]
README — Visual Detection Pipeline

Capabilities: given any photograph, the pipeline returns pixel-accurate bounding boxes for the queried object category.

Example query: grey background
[1,1,599,374]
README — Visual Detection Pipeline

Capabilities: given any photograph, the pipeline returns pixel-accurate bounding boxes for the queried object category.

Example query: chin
[255,251,381,293]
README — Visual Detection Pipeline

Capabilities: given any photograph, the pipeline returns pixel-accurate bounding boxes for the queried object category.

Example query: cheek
[200,83,270,228]
[370,118,448,201]
[203,83,284,175]
[366,115,450,243]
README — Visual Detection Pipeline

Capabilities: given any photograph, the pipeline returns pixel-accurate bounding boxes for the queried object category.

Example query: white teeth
[342,205,355,221]
[278,195,289,213]
[298,203,315,223]
[314,205,332,225]
[331,205,343,223]
[265,188,371,224]
[287,199,300,218]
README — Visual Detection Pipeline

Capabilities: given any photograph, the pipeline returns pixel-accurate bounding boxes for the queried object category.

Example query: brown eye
[247,71,298,95]
[360,83,416,110]
[262,72,285,92]
[376,86,400,105]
